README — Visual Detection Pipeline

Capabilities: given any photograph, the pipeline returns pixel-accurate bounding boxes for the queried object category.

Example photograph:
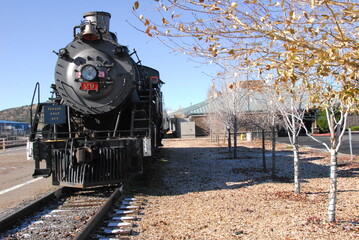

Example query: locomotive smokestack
[81,11,111,41]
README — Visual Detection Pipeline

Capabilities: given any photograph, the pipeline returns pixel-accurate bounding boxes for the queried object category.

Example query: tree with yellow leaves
[133,0,359,223]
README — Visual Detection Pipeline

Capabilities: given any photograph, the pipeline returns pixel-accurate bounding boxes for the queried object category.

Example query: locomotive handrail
[73,25,81,38]
[30,82,40,128]
[31,128,147,141]
[130,48,146,81]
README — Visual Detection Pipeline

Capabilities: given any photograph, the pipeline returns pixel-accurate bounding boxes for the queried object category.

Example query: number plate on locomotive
[81,82,98,91]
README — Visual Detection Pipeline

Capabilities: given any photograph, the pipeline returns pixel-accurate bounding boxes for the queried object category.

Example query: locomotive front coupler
[68,138,99,164]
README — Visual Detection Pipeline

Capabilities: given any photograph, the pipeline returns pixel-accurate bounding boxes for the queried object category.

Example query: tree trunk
[328,148,338,223]
[289,103,301,194]
[293,143,300,194]
[228,127,231,153]
[271,126,276,178]
[262,129,266,172]
[326,110,340,223]
[233,115,238,158]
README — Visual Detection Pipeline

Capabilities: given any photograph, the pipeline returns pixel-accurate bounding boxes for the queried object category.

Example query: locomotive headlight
[81,65,97,81]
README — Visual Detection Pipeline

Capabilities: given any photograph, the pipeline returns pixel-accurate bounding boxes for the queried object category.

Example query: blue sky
[0,0,216,112]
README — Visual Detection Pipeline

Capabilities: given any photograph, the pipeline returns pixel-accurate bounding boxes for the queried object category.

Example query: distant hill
[0,105,37,123]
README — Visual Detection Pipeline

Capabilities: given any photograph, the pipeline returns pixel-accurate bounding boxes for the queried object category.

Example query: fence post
[2,138,5,152]
[26,137,34,160]
[349,128,353,161]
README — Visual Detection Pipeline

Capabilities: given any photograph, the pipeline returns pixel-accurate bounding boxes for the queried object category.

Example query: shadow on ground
[135,144,358,196]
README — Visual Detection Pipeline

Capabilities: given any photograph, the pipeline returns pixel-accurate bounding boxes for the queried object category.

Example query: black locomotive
[28,11,167,188]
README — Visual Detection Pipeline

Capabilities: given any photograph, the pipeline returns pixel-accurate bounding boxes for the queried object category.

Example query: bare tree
[266,85,307,193]
[208,79,249,158]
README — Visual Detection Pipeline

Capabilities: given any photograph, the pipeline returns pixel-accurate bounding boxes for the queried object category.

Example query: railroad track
[0,186,147,239]
[91,197,146,239]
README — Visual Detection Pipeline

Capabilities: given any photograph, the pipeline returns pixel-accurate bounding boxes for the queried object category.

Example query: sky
[0,0,216,112]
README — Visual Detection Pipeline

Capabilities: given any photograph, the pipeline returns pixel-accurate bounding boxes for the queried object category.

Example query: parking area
[277,133,359,155]
[0,146,57,218]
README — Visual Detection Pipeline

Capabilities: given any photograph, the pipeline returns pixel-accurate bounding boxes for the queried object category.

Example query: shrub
[316,110,329,133]
[350,126,359,131]
[316,110,342,133]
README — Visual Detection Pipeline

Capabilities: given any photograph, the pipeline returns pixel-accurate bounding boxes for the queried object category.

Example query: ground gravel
[130,138,359,240]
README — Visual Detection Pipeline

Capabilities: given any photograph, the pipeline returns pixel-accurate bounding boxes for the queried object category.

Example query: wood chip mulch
[129,138,359,240]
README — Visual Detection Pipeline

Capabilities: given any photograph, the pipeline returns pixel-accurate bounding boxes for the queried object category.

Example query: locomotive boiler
[28,11,167,187]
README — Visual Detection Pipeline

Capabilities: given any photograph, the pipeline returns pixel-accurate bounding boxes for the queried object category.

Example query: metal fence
[1,137,28,151]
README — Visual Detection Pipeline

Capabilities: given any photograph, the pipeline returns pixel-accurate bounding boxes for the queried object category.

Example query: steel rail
[74,187,123,240]
[0,187,67,231]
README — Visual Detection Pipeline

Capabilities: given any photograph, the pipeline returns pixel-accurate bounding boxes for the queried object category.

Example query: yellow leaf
[162,17,169,24]
[231,2,238,8]
[140,14,144,20]
[133,1,139,9]
[303,12,309,19]
[284,29,295,34]
[145,28,152,37]
[307,17,315,23]
[289,10,295,19]
[270,40,275,48]
[244,0,257,3]
[171,12,181,19]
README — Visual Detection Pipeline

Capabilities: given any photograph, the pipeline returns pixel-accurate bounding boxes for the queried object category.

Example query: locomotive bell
[82,12,111,40]
[82,23,100,41]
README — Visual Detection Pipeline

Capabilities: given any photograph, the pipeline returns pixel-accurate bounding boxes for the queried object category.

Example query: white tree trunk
[271,126,276,178]
[233,115,238,158]
[262,129,267,172]
[289,104,301,194]
[293,143,300,194]
[328,148,338,223]
[227,127,231,153]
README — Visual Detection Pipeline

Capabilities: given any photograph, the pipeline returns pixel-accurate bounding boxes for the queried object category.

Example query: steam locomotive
[28,11,167,188]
